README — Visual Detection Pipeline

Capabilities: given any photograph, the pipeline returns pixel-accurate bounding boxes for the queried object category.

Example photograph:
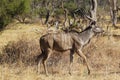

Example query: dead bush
[1,38,40,66]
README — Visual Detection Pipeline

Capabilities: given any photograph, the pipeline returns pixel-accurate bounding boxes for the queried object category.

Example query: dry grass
[0,22,46,51]
[0,22,120,80]
[0,65,120,80]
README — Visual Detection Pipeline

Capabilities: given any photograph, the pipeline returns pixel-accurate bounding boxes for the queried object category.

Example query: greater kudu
[37,22,104,76]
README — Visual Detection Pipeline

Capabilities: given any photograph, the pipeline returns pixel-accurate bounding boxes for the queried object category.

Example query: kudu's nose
[102,29,104,33]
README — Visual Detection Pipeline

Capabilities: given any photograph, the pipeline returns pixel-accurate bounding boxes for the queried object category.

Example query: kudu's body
[37,23,103,75]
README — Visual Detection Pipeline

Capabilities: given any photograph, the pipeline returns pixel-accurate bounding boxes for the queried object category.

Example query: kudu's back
[40,32,77,51]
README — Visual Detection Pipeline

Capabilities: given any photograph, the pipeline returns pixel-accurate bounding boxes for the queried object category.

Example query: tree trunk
[109,0,118,28]
[85,0,97,23]
[44,10,50,24]
[90,0,97,22]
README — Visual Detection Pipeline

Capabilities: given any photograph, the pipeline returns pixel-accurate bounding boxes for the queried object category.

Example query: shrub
[54,8,64,16]
[64,1,77,11]
[1,38,40,66]
[0,0,31,29]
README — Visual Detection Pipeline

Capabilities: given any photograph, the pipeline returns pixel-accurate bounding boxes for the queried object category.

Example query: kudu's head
[90,21,104,34]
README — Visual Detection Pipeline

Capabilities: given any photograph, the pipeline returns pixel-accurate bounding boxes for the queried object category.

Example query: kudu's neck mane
[67,26,92,34]
[80,26,92,33]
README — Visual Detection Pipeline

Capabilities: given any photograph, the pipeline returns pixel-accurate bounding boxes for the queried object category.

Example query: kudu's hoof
[69,72,72,76]
[46,74,49,77]
[88,70,91,75]
[45,73,49,77]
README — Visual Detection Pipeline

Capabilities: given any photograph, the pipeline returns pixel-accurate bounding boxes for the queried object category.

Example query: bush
[0,0,31,29]
[54,8,64,16]
[1,38,40,66]
[64,1,77,11]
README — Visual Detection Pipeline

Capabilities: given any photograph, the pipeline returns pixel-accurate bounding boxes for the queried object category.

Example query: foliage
[64,1,77,11]
[36,7,47,18]
[0,0,31,29]
[0,0,120,30]
[54,8,64,16]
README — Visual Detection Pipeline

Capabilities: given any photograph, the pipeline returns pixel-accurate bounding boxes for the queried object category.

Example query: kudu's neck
[79,27,94,45]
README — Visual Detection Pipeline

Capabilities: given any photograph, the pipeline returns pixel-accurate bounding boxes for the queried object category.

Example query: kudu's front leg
[76,49,90,75]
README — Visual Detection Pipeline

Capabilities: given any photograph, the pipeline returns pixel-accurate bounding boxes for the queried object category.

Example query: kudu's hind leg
[69,49,74,75]
[76,49,90,75]
[37,52,44,74]
[42,49,52,76]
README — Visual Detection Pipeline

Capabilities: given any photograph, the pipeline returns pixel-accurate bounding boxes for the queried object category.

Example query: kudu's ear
[89,21,96,28]
[90,21,96,26]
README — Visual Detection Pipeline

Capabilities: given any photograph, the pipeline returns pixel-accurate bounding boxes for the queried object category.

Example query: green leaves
[64,1,77,11]
[0,0,31,29]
